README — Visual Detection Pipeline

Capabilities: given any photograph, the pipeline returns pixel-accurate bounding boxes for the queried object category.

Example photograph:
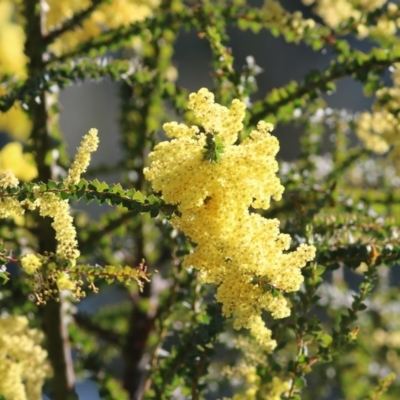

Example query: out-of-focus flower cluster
[356,63,400,174]
[0,0,159,179]
[0,315,51,400]
[0,129,99,297]
[261,0,316,43]
[144,88,316,351]
[45,0,160,54]
[223,372,289,400]
[0,0,32,152]
[302,0,398,39]
[220,335,290,399]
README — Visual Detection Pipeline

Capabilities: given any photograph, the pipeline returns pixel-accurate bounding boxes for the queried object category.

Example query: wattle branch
[0,179,173,217]
[249,46,400,124]
[0,59,156,113]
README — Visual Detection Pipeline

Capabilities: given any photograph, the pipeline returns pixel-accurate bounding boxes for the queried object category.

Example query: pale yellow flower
[303,0,388,39]
[0,1,27,78]
[21,254,42,275]
[145,88,316,351]
[0,315,51,400]
[0,142,38,181]
[356,63,400,175]
[64,128,99,185]
[262,0,316,42]
[46,0,160,54]
[56,271,76,291]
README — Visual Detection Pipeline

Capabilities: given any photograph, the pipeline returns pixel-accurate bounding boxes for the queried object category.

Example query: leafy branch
[44,0,107,45]
[249,46,400,124]
[0,59,156,113]
[0,179,174,217]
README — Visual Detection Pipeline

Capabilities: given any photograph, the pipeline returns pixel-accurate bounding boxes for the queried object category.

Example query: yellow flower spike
[145,88,316,351]
[64,128,99,186]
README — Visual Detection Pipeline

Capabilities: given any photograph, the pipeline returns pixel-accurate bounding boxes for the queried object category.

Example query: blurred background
[58,0,373,169]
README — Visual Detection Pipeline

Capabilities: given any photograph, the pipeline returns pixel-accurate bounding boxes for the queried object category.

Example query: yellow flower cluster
[356,64,400,173]
[0,142,38,181]
[64,128,99,185]
[144,88,316,351]
[229,374,290,400]
[0,315,51,400]
[1,129,98,292]
[20,253,43,275]
[0,1,27,79]
[262,0,316,43]
[37,191,81,264]
[46,0,160,54]
[0,1,31,142]
[221,335,290,399]
[0,170,24,219]
[302,0,397,39]
[0,0,159,147]
[0,169,19,189]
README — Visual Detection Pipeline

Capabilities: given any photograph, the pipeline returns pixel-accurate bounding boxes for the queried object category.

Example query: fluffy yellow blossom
[21,254,43,275]
[0,0,159,139]
[0,129,99,300]
[262,0,316,42]
[64,128,99,185]
[0,315,51,400]
[0,102,32,141]
[304,0,360,28]
[0,170,25,219]
[231,374,290,400]
[222,335,290,399]
[0,1,32,141]
[56,271,77,291]
[38,191,79,266]
[46,0,160,54]
[0,129,98,269]
[144,88,316,351]
[303,0,388,39]
[0,1,27,78]
[0,142,38,181]
[356,64,400,174]
[0,169,19,189]
[356,111,392,154]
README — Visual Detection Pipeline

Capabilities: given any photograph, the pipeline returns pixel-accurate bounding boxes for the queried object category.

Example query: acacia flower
[145,88,316,351]
[0,315,51,400]
[21,254,42,275]
[64,128,99,186]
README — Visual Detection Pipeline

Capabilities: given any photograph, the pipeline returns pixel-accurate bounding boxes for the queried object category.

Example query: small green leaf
[47,180,57,189]
[59,191,70,200]
[295,377,306,389]
[203,132,224,163]
[97,181,109,191]
[272,288,280,298]
[150,208,159,218]
[133,191,145,202]
[126,189,136,198]
[319,333,332,347]
[0,271,9,284]
[316,265,326,276]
